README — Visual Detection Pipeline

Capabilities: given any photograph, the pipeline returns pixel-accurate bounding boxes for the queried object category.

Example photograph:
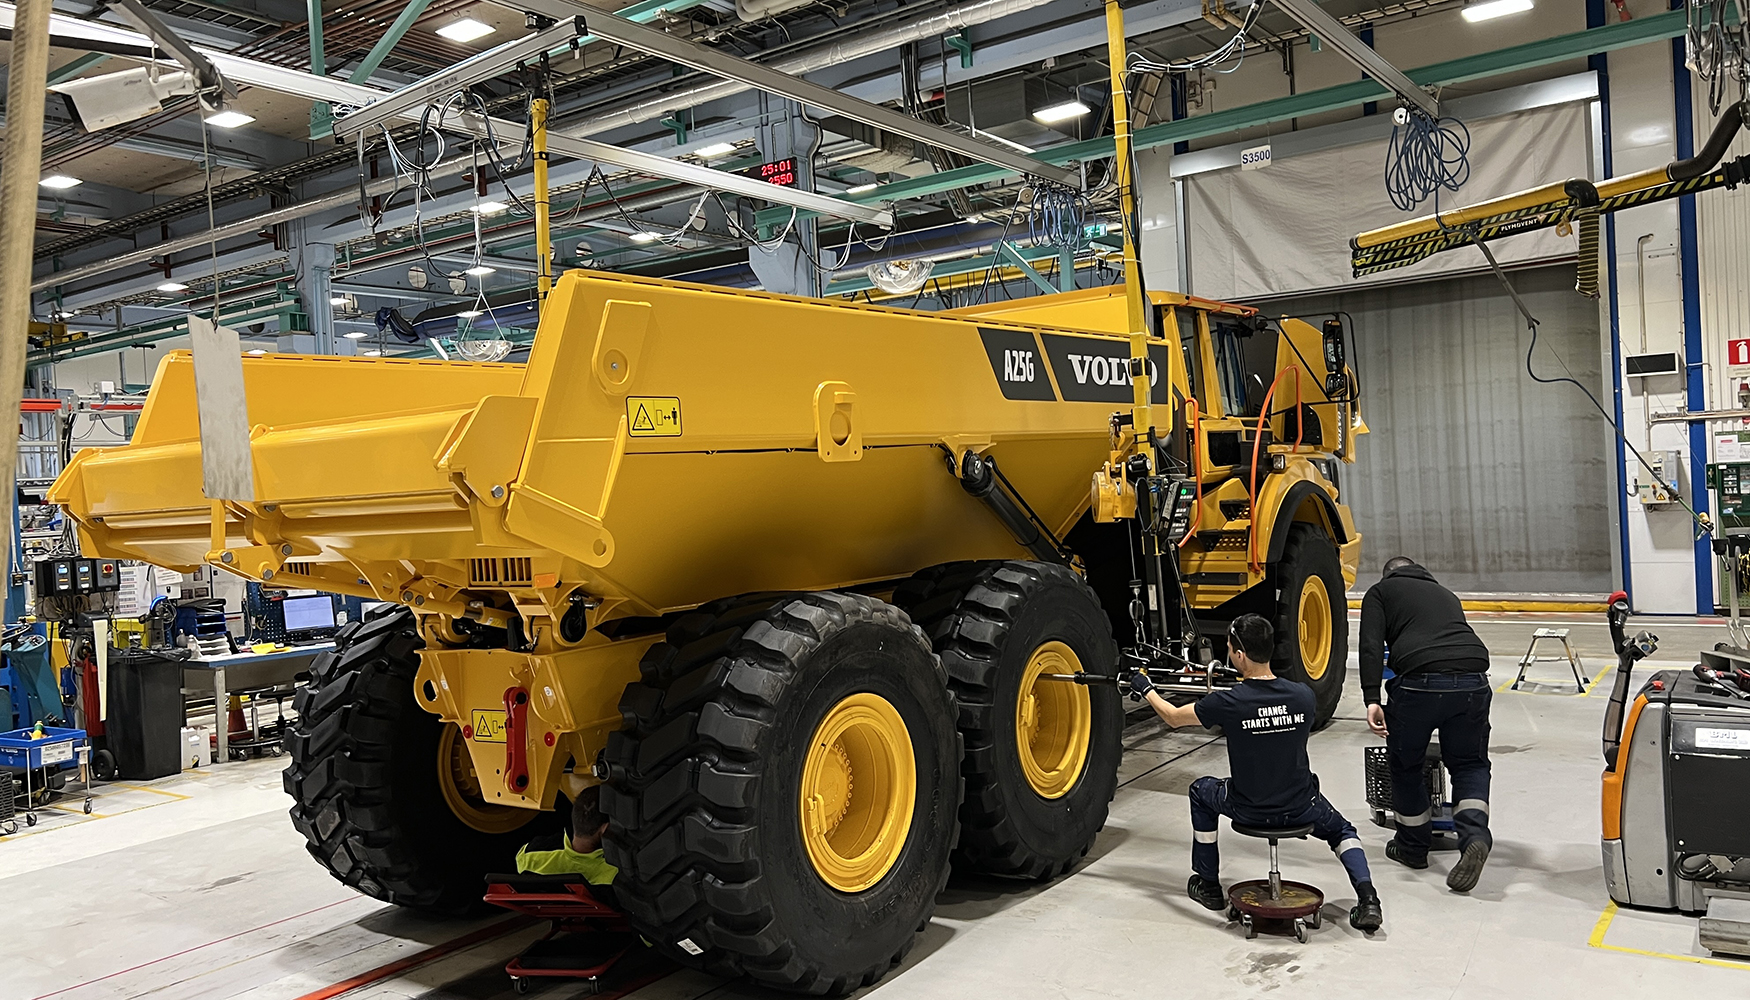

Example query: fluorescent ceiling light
[471,200,508,215]
[845,182,879,194]
[1461,0,1533,22]
[436,18,495,42]
[329,295,350,306]
[342,330,369,339]
[464,265,496,276]
[39,174,81,189]
[246,348,266,355]
[629,232,659,243]
[156,281,188,292]
[693,142,737,159]
[204,110,255,128]
[458,309,485,318]
[1033,100,1091,124]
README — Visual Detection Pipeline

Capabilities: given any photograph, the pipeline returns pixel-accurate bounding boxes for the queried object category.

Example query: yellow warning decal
[627,396,682,437]
[472,709,508,743]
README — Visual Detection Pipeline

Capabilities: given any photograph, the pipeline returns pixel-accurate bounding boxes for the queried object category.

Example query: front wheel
[1272,524,1349,729]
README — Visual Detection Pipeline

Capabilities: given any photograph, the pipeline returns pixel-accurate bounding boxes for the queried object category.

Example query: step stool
[1513,628,1587,692]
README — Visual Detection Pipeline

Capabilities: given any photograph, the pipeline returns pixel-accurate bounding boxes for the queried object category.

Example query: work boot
[1446,840,1491,893]
[1186,874,1226,911]
[1385,839,1428,870]
[1349,883,1383,933]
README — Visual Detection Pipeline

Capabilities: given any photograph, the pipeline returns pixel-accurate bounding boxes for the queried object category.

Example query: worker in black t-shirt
[1359,556,1494,893]
[1130,613,1383,933]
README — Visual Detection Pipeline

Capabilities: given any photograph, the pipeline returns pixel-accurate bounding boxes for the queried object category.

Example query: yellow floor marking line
[113,782,193,800]
[1588,902,1750,972]
[46,803,108,818]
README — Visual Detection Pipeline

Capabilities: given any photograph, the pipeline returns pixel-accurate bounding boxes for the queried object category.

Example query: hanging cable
[1383,106,1472,211]
[1463,229,1713,537]
[1127,0,1263,75]
[1685,0,1749,116]
[1029,182,1092,250]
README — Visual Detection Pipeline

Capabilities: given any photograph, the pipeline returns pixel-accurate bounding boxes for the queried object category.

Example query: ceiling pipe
[333,187,689,277]
[30,159,475,294]
[563,0,1061,138]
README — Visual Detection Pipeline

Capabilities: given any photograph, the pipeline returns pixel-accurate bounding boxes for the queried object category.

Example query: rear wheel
[895,561,1121,879]
[283,607,539,914]
[602,592,960,995]
[1272,524,1349,728]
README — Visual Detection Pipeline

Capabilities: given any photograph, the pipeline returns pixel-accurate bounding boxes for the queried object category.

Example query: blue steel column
[1589,0,1632,602]
[1671,14,1713,614]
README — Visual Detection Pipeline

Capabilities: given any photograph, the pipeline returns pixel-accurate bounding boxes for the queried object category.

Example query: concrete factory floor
[11,612,1748,1000]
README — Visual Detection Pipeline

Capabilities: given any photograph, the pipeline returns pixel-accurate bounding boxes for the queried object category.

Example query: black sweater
[1358,564,1491,704]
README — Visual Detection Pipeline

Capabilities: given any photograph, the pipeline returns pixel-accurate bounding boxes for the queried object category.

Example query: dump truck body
[50,270,1362,989]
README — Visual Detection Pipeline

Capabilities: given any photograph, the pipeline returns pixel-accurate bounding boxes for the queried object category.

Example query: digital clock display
[746,157,799,188]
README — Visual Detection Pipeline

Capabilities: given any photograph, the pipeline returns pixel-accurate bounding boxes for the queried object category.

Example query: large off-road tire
[602,592,961,995]
[1272,523,1349,729]
[283,608,539,915]
[894,561,1121,879]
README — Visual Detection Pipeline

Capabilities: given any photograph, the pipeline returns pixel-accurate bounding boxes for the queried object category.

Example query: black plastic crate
[1363,743,1446,812]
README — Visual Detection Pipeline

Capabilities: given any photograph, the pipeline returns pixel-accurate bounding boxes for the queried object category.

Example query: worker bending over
[1131,613,1383,932]
[1360,556,1493,892]
[517,785,619,902]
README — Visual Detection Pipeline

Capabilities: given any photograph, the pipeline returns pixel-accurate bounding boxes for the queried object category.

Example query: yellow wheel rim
[1015,641,1092,799]
[1298,575,1333,682]
[437,724,536,835]
[799,693,916,892]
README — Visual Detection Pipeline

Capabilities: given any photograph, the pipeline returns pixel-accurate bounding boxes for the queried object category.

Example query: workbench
[181,643,333,762]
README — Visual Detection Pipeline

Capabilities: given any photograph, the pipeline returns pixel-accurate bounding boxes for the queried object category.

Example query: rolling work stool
[1226,823,1324,943]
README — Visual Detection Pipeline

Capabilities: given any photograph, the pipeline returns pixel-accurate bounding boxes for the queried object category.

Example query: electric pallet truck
[1600,591,1750,957]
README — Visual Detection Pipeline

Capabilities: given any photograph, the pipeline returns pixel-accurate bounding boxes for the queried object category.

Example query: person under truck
[1360,556,1494,893]
[517,785,619,904]
[1130,613,1383,932]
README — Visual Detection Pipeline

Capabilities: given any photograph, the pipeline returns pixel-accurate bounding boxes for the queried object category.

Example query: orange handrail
[1179,398,1202,549]
[1247,366,1304,573]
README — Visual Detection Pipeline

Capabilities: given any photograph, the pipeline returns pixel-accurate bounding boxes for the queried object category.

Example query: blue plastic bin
[0,726,88,772]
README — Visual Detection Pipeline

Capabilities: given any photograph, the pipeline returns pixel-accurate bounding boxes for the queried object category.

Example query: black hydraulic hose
[1669,103,1744,181]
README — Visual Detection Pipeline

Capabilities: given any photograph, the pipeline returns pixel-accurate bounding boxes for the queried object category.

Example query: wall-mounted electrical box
[1637,450,1685,506]
[1707,462,1750,531]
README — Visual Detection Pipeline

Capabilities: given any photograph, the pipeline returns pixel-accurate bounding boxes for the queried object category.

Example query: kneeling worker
[1130,613,1383,932]
[1360,556,1493,892]
[516,785,618,900]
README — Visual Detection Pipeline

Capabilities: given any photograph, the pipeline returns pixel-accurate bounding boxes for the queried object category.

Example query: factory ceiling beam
[13,5,893,233]
[561,9,1079,187]
[758,7,1698,226]
[347,0,435,83]
[328,21,893,226]
[1269,0,1439,118]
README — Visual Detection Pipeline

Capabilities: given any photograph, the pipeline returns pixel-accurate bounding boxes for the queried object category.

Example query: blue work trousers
[1188,775,1372,890]
[1384,671,1493,859]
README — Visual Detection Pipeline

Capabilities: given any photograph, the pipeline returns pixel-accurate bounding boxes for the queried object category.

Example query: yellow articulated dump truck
[49,270,1362,993]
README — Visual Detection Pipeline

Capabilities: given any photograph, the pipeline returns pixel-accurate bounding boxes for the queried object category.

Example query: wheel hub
[1297,575,1332,681]
[799,693,915,893]
[437,724,536,835]
[1015,641,1092,800]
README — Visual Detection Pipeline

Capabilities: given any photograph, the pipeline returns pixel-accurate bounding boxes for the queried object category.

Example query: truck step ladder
[1512,628,1587,693]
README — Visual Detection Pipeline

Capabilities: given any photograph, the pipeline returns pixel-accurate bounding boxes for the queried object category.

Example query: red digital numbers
[749,157,798,188]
